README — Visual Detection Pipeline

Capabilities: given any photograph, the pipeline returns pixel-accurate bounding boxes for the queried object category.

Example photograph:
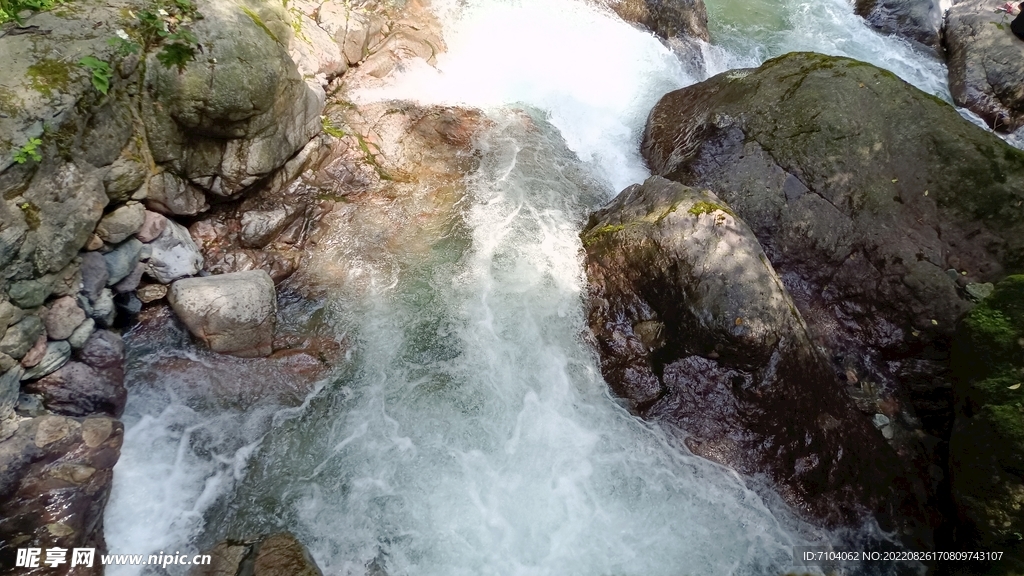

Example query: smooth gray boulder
[168,270,277,357]
[145,220,204,284]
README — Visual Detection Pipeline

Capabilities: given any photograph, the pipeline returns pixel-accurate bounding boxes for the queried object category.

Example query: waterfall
[105,0,950,573]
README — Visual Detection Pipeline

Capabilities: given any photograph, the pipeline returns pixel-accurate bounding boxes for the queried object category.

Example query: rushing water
[105,0,954,573]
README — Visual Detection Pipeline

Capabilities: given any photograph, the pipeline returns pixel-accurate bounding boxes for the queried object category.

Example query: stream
[104,0,955,573]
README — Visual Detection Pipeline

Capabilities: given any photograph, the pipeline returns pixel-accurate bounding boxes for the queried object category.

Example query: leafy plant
[0,0,61,24]
[107,30,141,56]
[13,137,42,164]
[79,56,113,95]
[134,0,203,71]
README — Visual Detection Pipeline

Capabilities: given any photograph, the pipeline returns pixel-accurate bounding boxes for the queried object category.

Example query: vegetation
[0,0,61,24]
[79,56,113,94]
[13,137,42,164]
[136,0,203,71]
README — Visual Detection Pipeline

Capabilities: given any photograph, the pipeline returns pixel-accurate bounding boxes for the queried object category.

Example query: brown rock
[191,533,323,576]
[24,361,126,418]
[20,334,48,369]
[137,284,168,303]
[44,296,87,341]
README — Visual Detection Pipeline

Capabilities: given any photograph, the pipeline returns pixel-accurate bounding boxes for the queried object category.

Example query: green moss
[687,201,735,217]
[581,223,626,248]
[0,86,22,116]
[355,133,393,181]
[321,117,345,138]
[26,58,74,97]
[241,6,280,43]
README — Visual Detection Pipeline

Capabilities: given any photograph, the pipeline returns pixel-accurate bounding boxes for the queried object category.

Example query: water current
[105,0,959,573]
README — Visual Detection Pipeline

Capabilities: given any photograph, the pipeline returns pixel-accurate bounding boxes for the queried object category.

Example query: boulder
[854,0,942,50]
[104,238,144,286]
[949,275,1024,569]
[583,176,925,529]
[642,52,1024,439]
[0,415,123,573]
[191,533,323,576]
[142,0,324,198]
[168,270,277,357]
[145,220,204,284]
[95,203,146,244]
[598,0,709,41]
[24,361,126,418]
[80,251,110,302]
[145,171,209,217]
[945,0,1024,132]
[44,296,87,341]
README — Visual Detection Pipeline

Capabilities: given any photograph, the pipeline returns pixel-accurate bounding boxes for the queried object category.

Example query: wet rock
[24,361,126,418]
[642,52,1024,422]
[854,0,942,49]
[135,210,168,243]
[317,3,386,66]
[146,220,204,284]
[583,176,922,529]
[104,238,144,286]
[0,415,123,572]
[0,316,44,360]
[949,275,1024,569]
[21,341,72,381]
[1,367,21,418]
[600,0,709,41]
[946,0,1024,133]
[76,330,125,371]
[44,296,87,341]
[191,533,323,576]
[168,270,277,358]
[96,203,146,244]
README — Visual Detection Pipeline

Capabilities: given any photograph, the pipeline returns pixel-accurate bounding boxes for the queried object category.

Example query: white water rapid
[105,0,953,574]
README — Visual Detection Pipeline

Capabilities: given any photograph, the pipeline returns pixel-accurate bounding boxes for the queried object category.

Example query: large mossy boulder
[945,0,1024,133]
[583,176,927,531]
[950,276,1024,569]
[642,52,1024,444]
[143,0,324,202]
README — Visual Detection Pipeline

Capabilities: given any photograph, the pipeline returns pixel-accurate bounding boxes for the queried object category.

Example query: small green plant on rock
[13,137,42,164]
[134,0,203,71]
[79,56,113,95]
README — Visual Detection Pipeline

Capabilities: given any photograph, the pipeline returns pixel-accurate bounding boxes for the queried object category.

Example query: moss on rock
[951,275,1024,567]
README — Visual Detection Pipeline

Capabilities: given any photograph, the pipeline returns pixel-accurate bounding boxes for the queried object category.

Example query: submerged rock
[949,275,1024,569]
[168,270,277,358]
[582,176,925,530]
[946,0,1024,132]
[191,532,323,576]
